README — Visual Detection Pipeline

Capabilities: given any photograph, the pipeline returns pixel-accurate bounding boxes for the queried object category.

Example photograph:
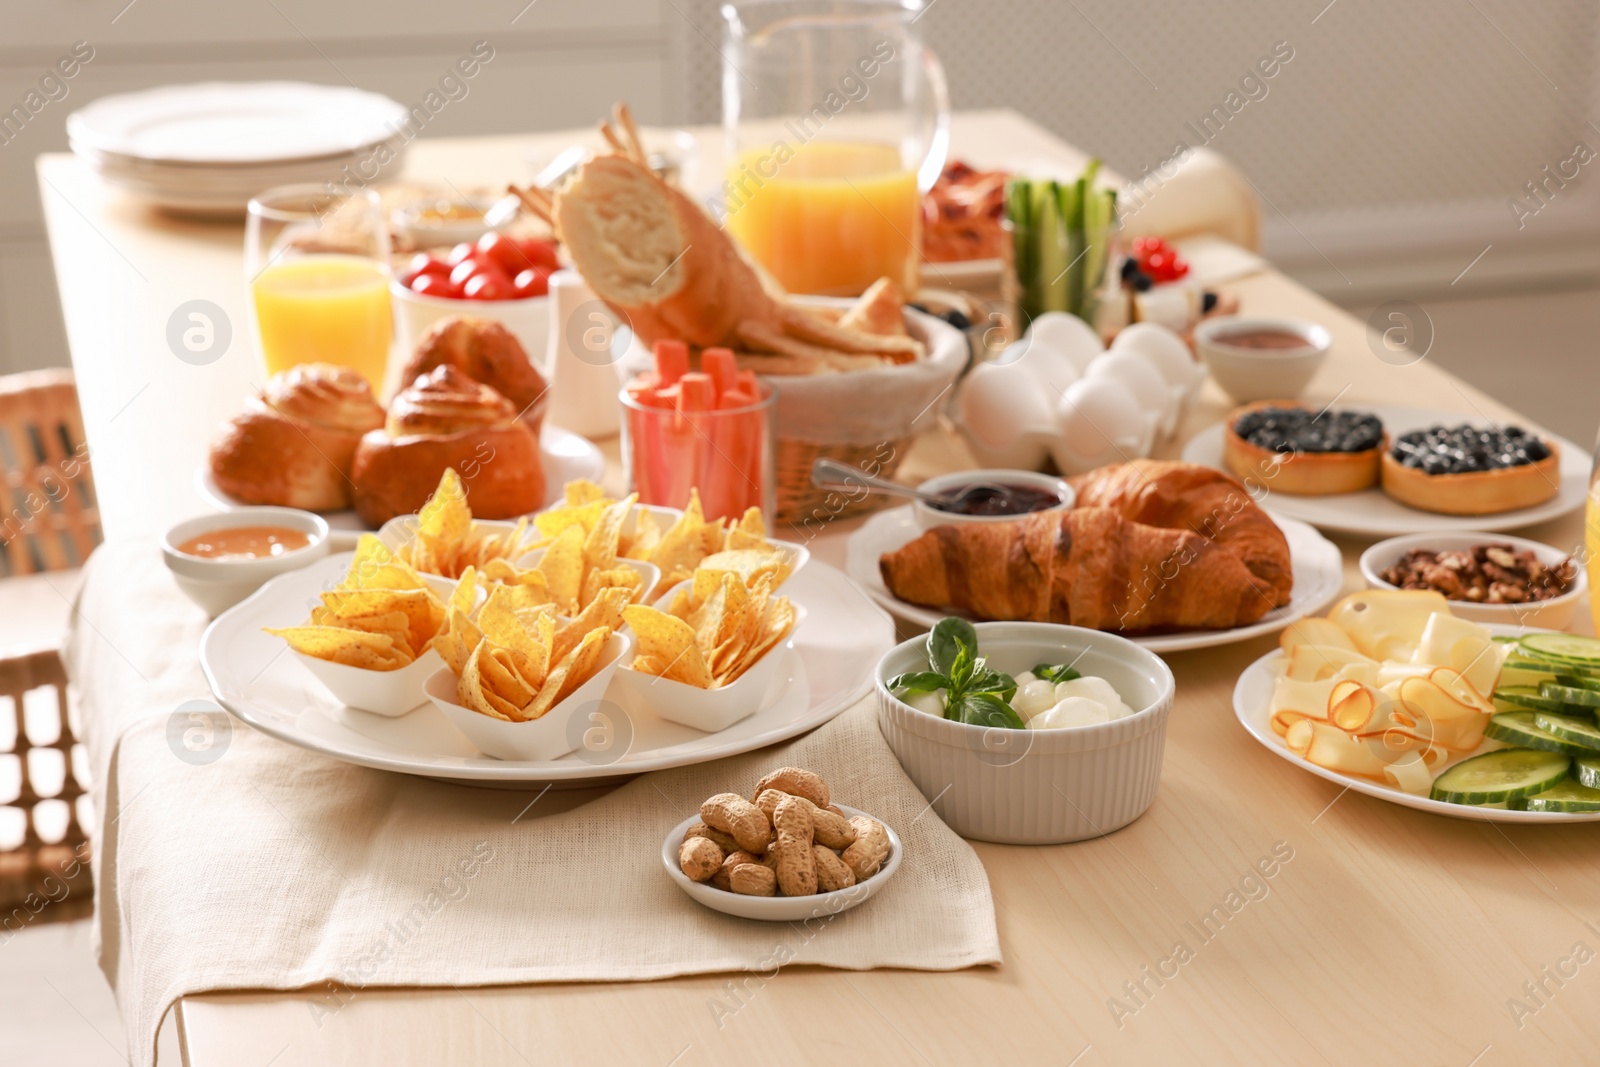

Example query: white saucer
[195,423,606,534]
[200,553,893,786]
[1181,404,1588,537]
[844,504,1344,653]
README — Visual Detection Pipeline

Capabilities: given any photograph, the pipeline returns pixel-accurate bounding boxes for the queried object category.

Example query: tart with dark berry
[1223,401,1385,495]
[1381,424,1558,515]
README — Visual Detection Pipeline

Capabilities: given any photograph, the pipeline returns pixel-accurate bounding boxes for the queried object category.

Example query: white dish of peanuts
[661,766,903,921]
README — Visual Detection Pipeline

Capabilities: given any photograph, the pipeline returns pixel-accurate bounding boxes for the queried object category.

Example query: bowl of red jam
[911,469,1074,532]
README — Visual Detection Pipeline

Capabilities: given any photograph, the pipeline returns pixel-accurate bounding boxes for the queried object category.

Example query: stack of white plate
[68,82,411,217]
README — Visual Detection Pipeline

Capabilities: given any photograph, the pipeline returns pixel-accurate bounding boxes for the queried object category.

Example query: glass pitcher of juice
[246,185,393,395]
[720,0,949,296]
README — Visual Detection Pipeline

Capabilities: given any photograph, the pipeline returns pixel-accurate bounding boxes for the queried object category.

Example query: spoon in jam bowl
[811,459,1067,519]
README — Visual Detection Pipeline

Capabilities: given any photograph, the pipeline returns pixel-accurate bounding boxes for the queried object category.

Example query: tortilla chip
[624,510,662,561]
[622,606,714,688]
[553,587,632,663]
[459,642,524,721]
[266,626,413,671]
[525,626,611,719]
[538,525,585,613]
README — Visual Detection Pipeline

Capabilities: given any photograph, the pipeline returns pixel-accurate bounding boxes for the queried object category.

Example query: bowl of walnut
[661,766,903,922]
[1359,532,1584,630]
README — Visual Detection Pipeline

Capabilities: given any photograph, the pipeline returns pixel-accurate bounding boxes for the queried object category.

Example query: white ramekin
[1359,531,1585,630]
[874,621,1176,844]
[162,507,330,617]
[911,469,1074,533]
[1194,315,1331,404]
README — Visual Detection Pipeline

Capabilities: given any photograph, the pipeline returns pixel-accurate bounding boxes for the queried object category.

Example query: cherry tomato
[463,272,511,300]
[475,231,529,276]
[512,267,551,299]
[515,237,561,271]
[448,257,486,288]
[445,242,477,266]
[410,272,462,298]
[407,252,450,278]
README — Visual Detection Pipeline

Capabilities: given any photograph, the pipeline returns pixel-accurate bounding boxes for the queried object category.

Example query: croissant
[1067,459,1293,609]
[879,507,1283,633]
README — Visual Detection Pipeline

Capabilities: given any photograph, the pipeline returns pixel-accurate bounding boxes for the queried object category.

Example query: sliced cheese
[1328,590,1452,661]
[1413,613,1505,698]
[1284,644,1379,682]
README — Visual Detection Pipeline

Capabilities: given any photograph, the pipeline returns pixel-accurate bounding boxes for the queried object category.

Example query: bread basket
[769,304,967,526]
[617,304,968,527]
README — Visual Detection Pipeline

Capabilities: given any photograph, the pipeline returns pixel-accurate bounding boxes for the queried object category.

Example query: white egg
[1087,350,1170,414]
[1112,322,1199,389]
[1011,679,1059,720]
[957,360,1056,450]
[999,335,1079,397]
[1029,697,1112,730]
[1026,312,1104,374]
[1055,377,1143,460]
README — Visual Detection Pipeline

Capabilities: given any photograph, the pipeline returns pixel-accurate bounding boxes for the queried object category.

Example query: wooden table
[39,117,1599,1066]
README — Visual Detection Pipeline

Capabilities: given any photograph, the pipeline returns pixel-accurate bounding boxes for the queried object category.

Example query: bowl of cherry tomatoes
[391,231,562,367]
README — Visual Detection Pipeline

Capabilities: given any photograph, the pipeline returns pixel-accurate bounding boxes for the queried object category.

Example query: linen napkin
[64,541,1001,1067]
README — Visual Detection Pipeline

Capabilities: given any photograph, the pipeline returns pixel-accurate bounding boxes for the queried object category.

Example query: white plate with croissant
[844,459,1345,653]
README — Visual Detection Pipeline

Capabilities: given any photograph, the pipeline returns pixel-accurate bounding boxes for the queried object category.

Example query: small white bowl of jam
[911,469,1074,532]
[1194,315,1331,403]
[162,507,330,617]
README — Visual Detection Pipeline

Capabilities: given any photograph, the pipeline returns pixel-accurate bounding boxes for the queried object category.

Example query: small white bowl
[613,583,804,733]
[390,280,550,382]
[910,470,1074,533]
[1194,315,1331,404]
[1359,532,1585,629]
[295,648,444,717]
[424,629,632,761]
[875,622,1176,844]
[660,804,902,921]
[162,508,330,617]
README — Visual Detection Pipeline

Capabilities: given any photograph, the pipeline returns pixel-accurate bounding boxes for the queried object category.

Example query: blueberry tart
[1381,423,1559,515]
[1223,402,1385,495]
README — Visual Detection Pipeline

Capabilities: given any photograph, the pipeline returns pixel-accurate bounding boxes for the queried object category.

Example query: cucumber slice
[1492,686,1570,714]
[1431,748,1571,805]
[1497,662,1561,689]
[1508,655,1600,682]
[1533,712,1600,751]
[1576,757,1600,790]
[1539,681,1600,708]
[1485,711,1597,757]
[1519,633,1600,668]
[1509,777,1600,812]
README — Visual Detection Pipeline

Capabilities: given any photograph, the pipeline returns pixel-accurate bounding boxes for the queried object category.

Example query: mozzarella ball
[905,689,946,717]
[1011,679,1059,719]
[1030,697,1112,730]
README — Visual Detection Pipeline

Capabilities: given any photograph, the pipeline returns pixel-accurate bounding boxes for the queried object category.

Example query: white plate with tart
[844,499,1344,654]
[200,552,893,786]
[1183,403,1587,537]
[196,422,605,534]
[1233,593,1600,823]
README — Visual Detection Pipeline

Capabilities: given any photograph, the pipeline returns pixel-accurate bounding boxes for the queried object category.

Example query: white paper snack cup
[425,630,632,761]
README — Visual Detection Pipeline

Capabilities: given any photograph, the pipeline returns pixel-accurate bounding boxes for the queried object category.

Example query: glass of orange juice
[246,185,393,394]
[720,0,949,296]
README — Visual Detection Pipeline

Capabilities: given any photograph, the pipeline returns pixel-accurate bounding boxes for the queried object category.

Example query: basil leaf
[968,668,1017,704]
[1032,662,1082,685]
[928,618,979,677]
[888,671,951,695]
[948,641,977,695]
[953,692,1026,730]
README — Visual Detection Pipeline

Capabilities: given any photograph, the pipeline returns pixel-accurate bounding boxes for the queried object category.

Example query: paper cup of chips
[425,581,636,761]
[614,572,804,733]
[266,535,480,717]
[426,630,631,762]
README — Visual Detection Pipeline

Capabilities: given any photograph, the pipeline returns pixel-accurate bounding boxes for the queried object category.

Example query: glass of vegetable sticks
[621,340,777,523]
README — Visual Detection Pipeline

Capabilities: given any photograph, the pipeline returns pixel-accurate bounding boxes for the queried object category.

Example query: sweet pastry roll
[208,363,384,511]
[350,366,544,526]
[399,315,549,428]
